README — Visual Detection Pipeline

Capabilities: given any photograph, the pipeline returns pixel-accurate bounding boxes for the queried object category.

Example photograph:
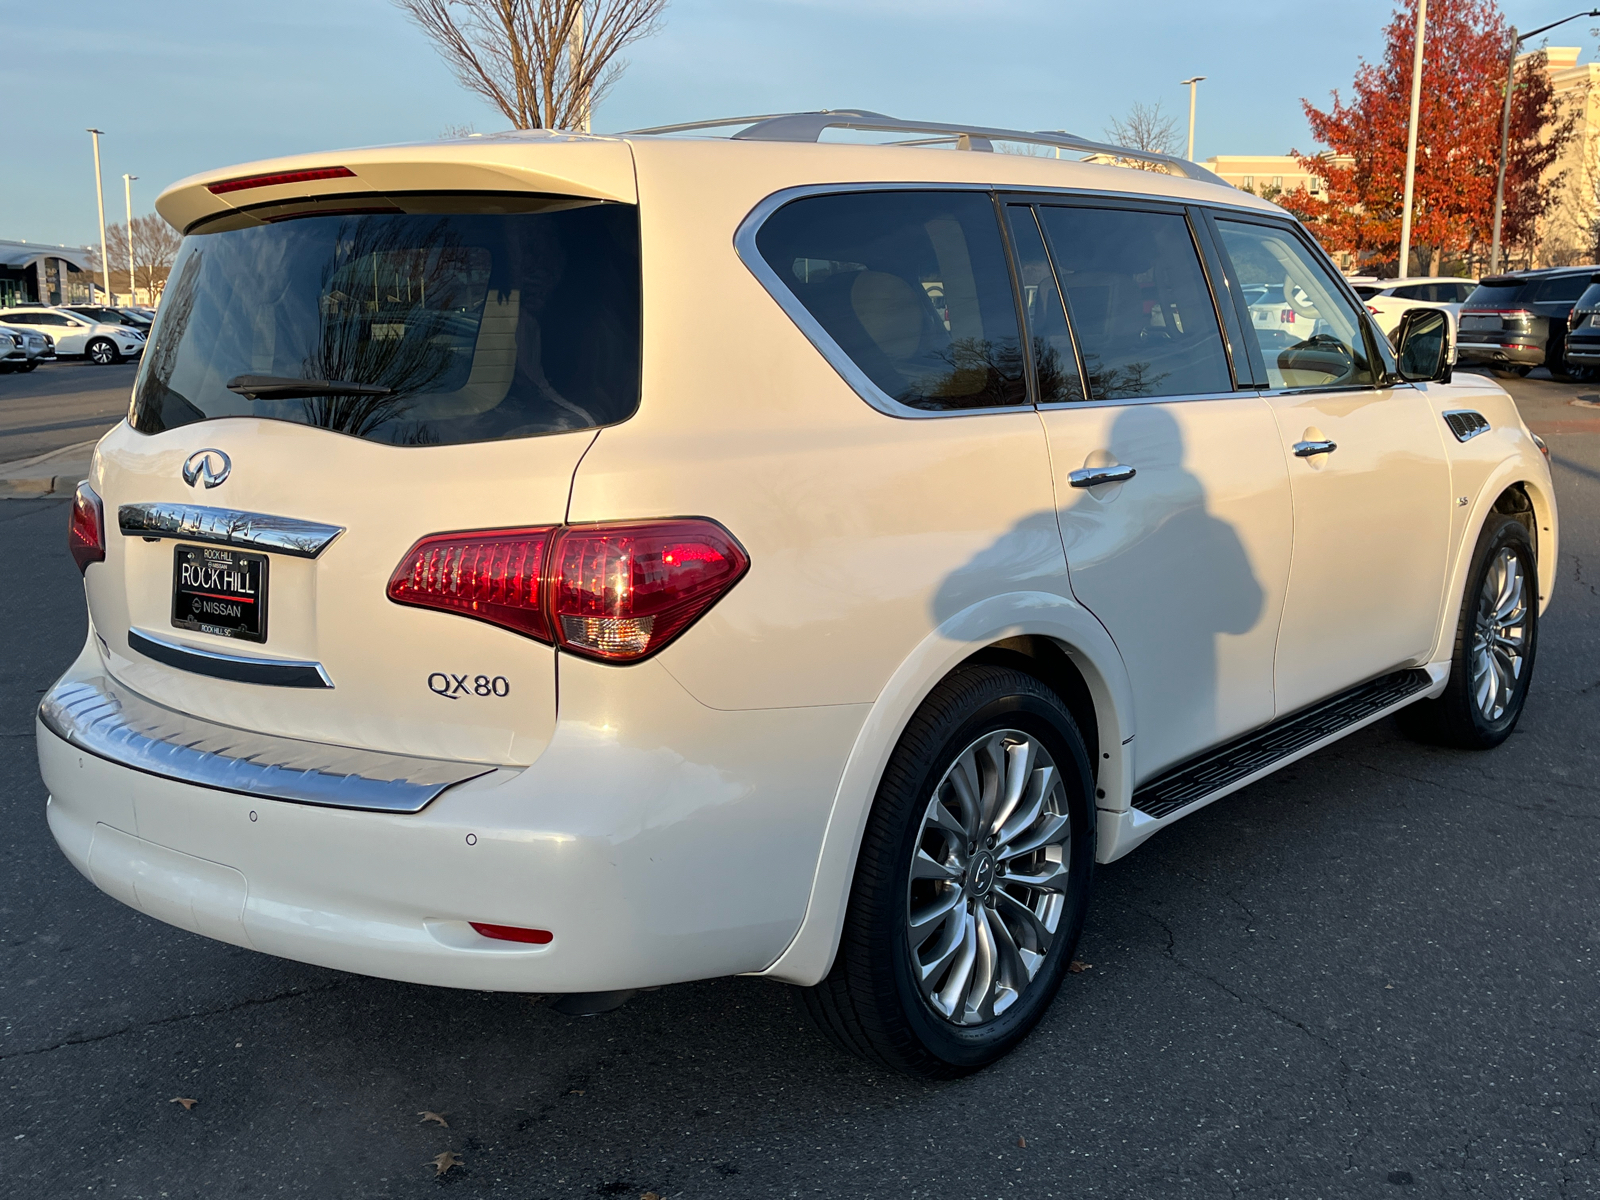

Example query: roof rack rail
[617,109,1225,185]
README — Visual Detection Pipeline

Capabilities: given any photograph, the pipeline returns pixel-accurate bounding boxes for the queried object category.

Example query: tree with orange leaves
[1279,0,1572,275]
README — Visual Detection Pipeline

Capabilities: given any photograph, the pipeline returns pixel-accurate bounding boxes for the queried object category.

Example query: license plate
[1459,314,1500,330]
[171,544,269,642]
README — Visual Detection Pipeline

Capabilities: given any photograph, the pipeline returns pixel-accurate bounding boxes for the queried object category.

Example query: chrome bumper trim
[39,673,498,814]
[118,502,344,559]
[127,628,333,689]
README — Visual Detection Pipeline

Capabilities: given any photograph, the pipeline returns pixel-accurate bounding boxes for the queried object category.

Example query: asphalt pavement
[1,370,1597,1199]
[0,359,138,464]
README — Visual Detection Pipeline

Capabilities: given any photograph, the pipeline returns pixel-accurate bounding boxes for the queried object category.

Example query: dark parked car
[63,305,153,333]
[1456,267,1600,379]
[1562,279,1600,374]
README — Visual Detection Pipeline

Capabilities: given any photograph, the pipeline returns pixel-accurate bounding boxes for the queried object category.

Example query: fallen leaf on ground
[170,1097,198,1111]
[430,1150,463,1177]
[567,1089,586,1096]
[1068,961,1092,973]
[418,1111,449,1127]
[1385,984,1395,990]
[1017,1136,1027,1148]
[641,1193,661,1199]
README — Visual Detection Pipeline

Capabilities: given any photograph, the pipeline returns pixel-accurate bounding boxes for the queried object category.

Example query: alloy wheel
[906,729,1072,1026]
[1471,545,1529,721]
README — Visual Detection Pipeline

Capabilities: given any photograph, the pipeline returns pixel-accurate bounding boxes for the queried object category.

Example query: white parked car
[39,114,1555,1077]
[0,306,144,364]
[1353,276,1477,336]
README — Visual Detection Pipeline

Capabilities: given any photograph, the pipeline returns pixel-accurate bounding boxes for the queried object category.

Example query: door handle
[1293,439,1338,458]
[1068,464,1137,488]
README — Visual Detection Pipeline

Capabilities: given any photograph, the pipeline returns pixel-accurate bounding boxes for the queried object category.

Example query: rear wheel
[86,338,118,365]
[1400,513,1537,749]
[801,666,1095,1078]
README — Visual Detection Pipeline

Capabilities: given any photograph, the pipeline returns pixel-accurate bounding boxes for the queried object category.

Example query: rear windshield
[1576,283,1600,312]
[1464,282,1528,308]
[132,198,640,446]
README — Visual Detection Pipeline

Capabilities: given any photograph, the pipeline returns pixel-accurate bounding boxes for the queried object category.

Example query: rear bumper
[39,639,868,993]
[1456,340,1544,366]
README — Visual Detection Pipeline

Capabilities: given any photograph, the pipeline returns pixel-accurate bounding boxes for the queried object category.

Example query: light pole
[122,174,138,305]
[86,128,110,304]
[1180,76,1206,161]
[1490,10,1600,274]
[1398,0,1427,279]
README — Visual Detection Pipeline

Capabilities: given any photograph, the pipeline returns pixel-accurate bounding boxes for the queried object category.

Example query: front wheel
[86,338,119,365]
[1400,513,1538,749]
[801,666,1096,1078]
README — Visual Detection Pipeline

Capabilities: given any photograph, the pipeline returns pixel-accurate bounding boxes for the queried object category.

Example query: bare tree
[1104,101,1181,171]
[394,0,668,130]
[105,215,181,301]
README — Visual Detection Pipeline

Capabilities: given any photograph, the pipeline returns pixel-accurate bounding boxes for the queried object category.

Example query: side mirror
[1391,307,1453,384]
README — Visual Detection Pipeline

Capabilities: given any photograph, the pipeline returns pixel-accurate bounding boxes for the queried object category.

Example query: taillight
[551,520,750,661]
[386,527,555,641]
[206,166,356,195]
[387,518,748,663]
[68,482,105,573]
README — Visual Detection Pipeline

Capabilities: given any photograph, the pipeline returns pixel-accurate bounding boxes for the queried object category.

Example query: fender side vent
[1132,668,1433,820]
[1443,410,1491,442]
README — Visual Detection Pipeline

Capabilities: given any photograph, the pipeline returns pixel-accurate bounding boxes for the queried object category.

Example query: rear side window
[753,190,1026,411]
[1035,205,1232,400]
[1533,274,1590,303]
[132,199,640,447]
[1390,283,1434,301]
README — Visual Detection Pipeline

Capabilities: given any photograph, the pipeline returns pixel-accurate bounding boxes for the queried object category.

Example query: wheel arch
[754,591,1134,986]
[1430,461,1558,667]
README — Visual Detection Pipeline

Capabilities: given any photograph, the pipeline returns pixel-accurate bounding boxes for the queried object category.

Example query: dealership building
[0,240,99,309]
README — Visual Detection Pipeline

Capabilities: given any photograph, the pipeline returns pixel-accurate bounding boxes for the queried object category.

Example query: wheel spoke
[944,751,985,841]
[995,887,1055,954]
[987,737,1037,838]
[930,910,978,1019]
[908,888,964,940]
[922,794,968,843]
[996,764,1054,848]
[999,810,1069,861]
[998,856,1070,892]
[910,848,961,882]
[964,905,999,1024]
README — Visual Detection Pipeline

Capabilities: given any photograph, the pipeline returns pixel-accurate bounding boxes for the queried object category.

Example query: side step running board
[1132,668,1433,820]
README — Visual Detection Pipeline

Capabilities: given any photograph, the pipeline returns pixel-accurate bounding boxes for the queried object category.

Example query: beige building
[1529,47,1600,266]
[1202,154,1329,200]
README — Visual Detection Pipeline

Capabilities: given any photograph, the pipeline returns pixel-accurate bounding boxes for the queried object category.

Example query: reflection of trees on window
[1033,338,1084,404]
[1081,354,1170,400]
[300,218,485,439]
[907,335,1026,408]
[132,246,206,433]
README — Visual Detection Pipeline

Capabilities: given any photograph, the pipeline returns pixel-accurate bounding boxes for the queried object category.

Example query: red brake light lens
[386,518,749,662]
[206,166,356,195]
[551,519,750,662]
[68,482,105,573]
[386,528,554,641]
[470,922,553,945]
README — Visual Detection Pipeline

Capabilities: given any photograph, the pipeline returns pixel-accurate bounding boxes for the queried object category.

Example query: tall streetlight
[1490,10,1600,274]
[1397,0,1427,279]
[86,129,110,304]
[122,174,138,305]
[1180,76,1206,161]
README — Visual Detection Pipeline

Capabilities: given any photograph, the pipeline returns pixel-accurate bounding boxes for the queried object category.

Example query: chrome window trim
[735,182,1295,419]
[118,501,344,558]
[38,672,502,814]
[127,628,334,689]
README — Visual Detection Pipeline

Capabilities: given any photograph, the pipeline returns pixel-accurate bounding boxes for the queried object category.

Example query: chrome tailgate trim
[39,673,499,813]
[118,502,344,558]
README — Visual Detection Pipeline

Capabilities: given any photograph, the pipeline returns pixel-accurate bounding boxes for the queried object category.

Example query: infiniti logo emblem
[970,852,997,898]
[182,449,231,489]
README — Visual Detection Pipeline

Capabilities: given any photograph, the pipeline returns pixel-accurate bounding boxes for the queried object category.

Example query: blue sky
[3,0,1594,248]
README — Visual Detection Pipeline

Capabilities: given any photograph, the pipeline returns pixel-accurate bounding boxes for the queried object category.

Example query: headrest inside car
[851,271,925,361]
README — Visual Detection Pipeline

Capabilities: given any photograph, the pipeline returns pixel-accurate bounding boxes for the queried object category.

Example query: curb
[0,439,97,499]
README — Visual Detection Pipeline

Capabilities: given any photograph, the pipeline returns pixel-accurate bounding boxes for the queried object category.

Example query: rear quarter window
[132,196,641,447]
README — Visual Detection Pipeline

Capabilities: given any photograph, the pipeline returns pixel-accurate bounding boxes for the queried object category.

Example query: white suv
[0,307,145,364]
[38,114,1555,1077]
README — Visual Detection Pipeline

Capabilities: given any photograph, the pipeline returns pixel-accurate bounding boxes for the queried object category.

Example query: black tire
[801,666,1096,1078]
[20,361,36,372]
[86,338,119,365]
[1400,512,1538,749]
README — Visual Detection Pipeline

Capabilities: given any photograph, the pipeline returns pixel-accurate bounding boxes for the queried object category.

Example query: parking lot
[1,362,1596,1198]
